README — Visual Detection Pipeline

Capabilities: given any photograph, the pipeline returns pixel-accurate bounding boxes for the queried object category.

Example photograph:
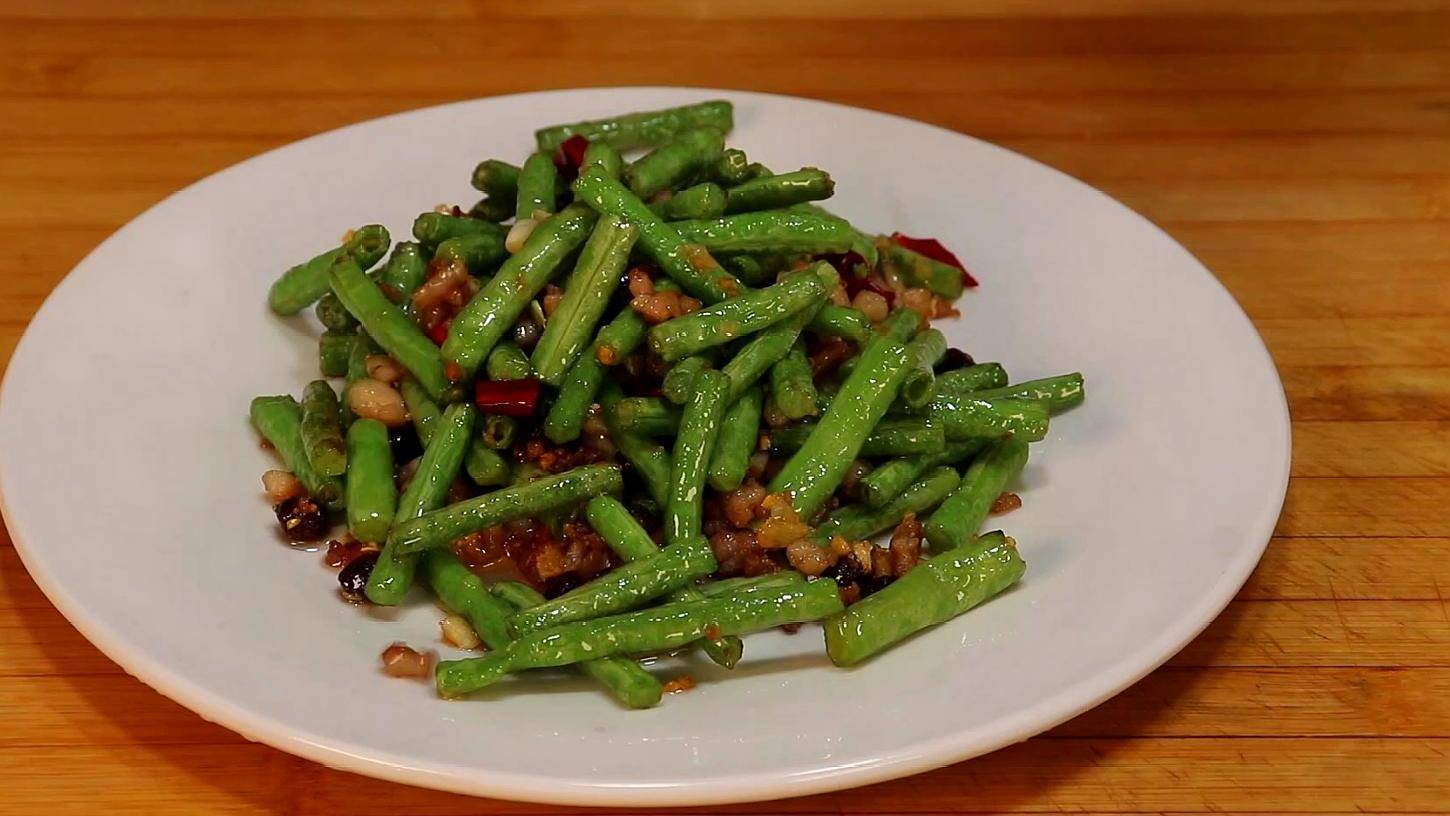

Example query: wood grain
[2,1,1448,813]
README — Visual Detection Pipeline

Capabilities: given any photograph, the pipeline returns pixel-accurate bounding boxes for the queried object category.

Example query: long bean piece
[935,363,1009,394]
[920,394,1049,443]
[267,224,389,316]
[725,169,834,214]
[857,439,986,508]
[662,354,715,405]
[970,372,1086,414]
[344,419,396,543]
[599,382,672,506]
[610,397,681,437]
[484,343,532,382]
[580,141,623,179]
[378,241,428,305]
[770,417,944,458]
[535,100,733,153]
[318,330,353,377]
[328,255,451,399]
[669,210,856,255]
[812,465,960,545]
[720,304,820,401]
[470,159,520,197]
[880,236,966,299]
[434,232,508,274]
[824,532,1024,666]
[924,435,1029,551]
[515,152,558,220]
[412,212,507,250]
[299,380,347,477]
[250,395,344,509]
[665,369,729,546]
[419,550,515,650]
[626,127,725,199]
[530,216,637,385]
[648,264,833,362]
[707,385,763,492]
[651,182,727,221]
[900,328,945,408]
[769,341,818,420]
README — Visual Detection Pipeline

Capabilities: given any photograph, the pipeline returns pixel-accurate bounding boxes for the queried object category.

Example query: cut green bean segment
[721,304,820,401]
[769,341,818,420]
[485,343,532,382]
[935,363,1010,394]
[707,385,763,492]
[530,216,638,385]
[970,373,1086,414]
[651,182,727,220]
[315,292,357,332]
[666,370,729,547]
[880,236,965,299]
[365,404,475,605]
[720,253,778,286]
[419,550,515,649]
[772,417,944,458]
[267,224,389,316]
[768,333,912,517]
[857,439,986,508]
[924,435,1029,551]
[825,531,1024,666]
[480,414,518,450]
[468,196,514,223]
[436,579,843,696]
[464,440,511,487]
[535,100,734,153]
[725,169,834,214]
[543,307,647,444]
[708,147,750,186]
[669,210,856,255]
[694,571,806,599]
[434,232,508,274]
[649,264,834,362]
[328,256,451,399]
[600,382,672,506]
[626,127,725,199]
[510,538,716,636]
[399,377,441,446]
[813,466,960,545]
[515,152,558,220]
[389,464,622,555]
[808,304,873,344]
[250,395,344,510]
[572,168,741,303]
[318,330,353,377]
[898,328,944,408]
[344,419,396,544]
[921,394,1050,443]
[442,204,598,378]
[471,159,521,197]
[611,397,681,437]
[299,380,347,477]
[412,212,507,250]
[792,203,879,266]
[662,354,715,405]
[378,242,428,304]
[585,496,743,668]
[580,141,623,179]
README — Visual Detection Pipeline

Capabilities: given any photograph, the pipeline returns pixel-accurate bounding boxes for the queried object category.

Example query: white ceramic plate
[0,88,1289,806]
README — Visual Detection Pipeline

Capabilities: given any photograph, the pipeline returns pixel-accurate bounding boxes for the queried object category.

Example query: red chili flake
[553,134,590,181]
[449,205,468,218]
[427,320,451,346]
[890,233,979,288]
[475,378,543,417]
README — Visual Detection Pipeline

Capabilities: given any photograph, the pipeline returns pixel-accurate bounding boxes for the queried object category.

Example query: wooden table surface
[4,1,1450,813]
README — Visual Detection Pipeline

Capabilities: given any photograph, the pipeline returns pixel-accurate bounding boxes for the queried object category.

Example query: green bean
[389,464,621,555]
[708,147,750,186]
[579,140,624,179]
[480,414,518,449]
[378,241,428,305]
[366,404,475,605]
[651,182,727,221]
[813,466,960,545]
[344,419,397,544]
[665,370,729,547]
[530,216,638,385]
[340,328,379,425]
[510,538,715,636]
[772,417,943,458]
[923,435,1029,550]
[585,496,743,668]
[742,161,773,181]
[669,210,856,255]
[318,330,353,377]
[707,385,763,492]
[648,264,833,362]
[328,255,451,399]
[610,397,681,437]
[836,310,916,382]
[626,128,724,199]
[881,236,965,299]
[662,354,715,405]
[572,168,741,303]
[465,440,511,487]
[412,212,507,250]
[825,531,1024,666]
[769,341,818,420]
[935,363,1010,394]
[314,292,357,332]
[600,382,672,506]
[442,204,598,378]
[484,343,532,382]
[768,332,913,517]
[720,253,777,286]
[725,169,834,214]
[434,232,508,274]
[720,304,820,401]
[267,224,390,316]
[808,304,873,344]
[921,395,1050,443]
[970,373,1086,414]
[543,311,644,444]
[694,571,806,599]
[467,196,514,223]
[792,203,880,266]
[535,100,733,153]
[857,439,986,508]
[488,580,664,709]
[249,395,344,510]
[515,152,558,220]
[299,380,347,477]
[471,159,521,196]
[419,549,515,649]
[399,377,441,446]
[436,579,843,696]
[898,328,944,409]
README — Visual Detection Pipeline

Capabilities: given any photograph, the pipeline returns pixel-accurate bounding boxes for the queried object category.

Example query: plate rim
[0,85,1291,806]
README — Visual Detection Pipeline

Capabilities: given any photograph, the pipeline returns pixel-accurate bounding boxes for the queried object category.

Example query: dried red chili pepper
[553,134,590,181]
[890,232,979,287]
[475,379,543,417]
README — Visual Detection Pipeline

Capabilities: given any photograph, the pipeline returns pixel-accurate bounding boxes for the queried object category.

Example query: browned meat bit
[274,494,327,541]
[721,481,767,529]
[898,287,936,322]
[541,283,565,317]
[413,257,474,334]
[663,675,697,694]
[261,469,304,504]
[338,552,378,602]
[627,267,702,323]
[990,492,1023,515]
[756,493,811,550]
[380,642,435,679]
[323,536,379,569]
[888,513,923,576]
[516,434,609,474]
[808,336,855,377]
[626,266,655,297]
[785,538,837,577]
[708,528,777,577]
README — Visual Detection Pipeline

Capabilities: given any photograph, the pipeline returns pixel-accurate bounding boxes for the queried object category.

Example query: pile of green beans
[251,98,1086,708]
